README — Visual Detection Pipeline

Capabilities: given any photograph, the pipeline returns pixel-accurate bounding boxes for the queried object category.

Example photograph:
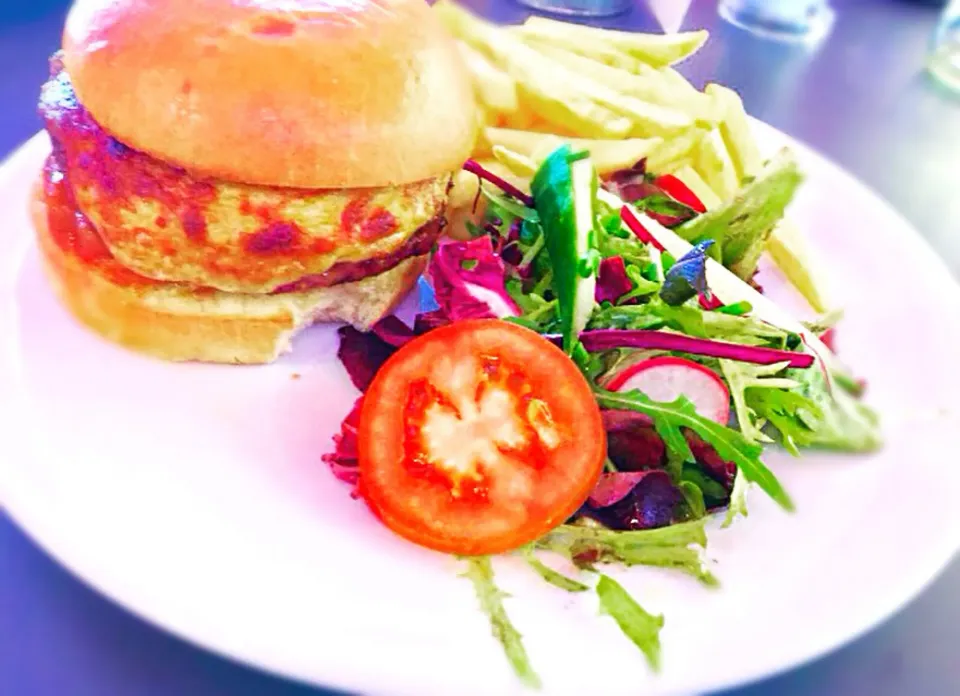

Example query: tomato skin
[358,319,606,556]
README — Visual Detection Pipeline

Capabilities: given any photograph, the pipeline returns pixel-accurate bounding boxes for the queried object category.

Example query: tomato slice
[358,319,606,555]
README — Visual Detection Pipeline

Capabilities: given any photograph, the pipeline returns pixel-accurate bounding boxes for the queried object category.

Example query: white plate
[2,123,960,696]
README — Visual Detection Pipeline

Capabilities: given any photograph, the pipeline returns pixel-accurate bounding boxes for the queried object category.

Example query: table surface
[2,1,960,695]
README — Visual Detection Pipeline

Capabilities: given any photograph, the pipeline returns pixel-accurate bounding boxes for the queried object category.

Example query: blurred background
[2,0,960,695]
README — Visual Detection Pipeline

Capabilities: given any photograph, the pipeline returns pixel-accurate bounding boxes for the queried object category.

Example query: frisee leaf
[461,557,541,689]
[536,520,718,586]
[787,365,882,452]
[719,359,800,445]
[723,469,750,528]
[746,388,823,456]
[596,574,664,672]
[521,548,589,593]
[593,387,794,512]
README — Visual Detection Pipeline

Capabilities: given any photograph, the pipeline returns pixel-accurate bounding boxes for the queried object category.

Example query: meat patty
[40,153,443,295]
[39,55,451,294]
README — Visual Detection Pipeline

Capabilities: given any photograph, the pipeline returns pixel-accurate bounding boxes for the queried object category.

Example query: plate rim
[2,122,960,696]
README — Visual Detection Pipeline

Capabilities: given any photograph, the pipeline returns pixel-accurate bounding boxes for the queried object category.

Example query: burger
[33,0,478,364]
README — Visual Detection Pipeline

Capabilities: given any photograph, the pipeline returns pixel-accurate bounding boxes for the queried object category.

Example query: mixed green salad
[324,144,881,688]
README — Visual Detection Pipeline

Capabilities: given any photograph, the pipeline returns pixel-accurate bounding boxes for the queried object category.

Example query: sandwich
[33,0,478,363]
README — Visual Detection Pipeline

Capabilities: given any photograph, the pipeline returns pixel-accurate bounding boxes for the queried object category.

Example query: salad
[322,144,881,687]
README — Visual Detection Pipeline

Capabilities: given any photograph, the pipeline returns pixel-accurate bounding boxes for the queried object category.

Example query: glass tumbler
[718,0,835,43]
[513,0,632,19]
[929,0,960,93]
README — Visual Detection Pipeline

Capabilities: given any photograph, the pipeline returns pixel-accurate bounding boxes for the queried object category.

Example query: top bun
[62,0,478,189]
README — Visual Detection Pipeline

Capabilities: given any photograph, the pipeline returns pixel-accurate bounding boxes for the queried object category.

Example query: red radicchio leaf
[336,326,396,392]
[429,236,520,321]
[595,256,634,304]
[584,470,681,530]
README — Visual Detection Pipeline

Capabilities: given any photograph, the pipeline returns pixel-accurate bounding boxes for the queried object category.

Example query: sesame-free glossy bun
[61,0,478,189]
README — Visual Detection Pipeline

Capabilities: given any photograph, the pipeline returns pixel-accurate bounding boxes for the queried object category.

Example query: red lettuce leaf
[321,397,363,489]
[371,315,415,348]
[336,326,396,392]
[595,256,634,304]
[583,470,681,530]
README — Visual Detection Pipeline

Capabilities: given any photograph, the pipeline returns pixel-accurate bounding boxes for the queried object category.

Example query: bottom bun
[32,180,424,364]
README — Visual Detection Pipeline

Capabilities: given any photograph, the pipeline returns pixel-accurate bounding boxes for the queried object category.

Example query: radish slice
[606,356,731,424]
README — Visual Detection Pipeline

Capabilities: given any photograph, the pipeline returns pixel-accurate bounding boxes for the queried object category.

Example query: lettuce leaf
[596,574,664,672]
[461,557,540,689]
[676,148,803,280]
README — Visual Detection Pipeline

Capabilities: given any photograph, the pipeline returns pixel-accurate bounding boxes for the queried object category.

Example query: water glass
[929,0,960,93]
[513,0,632,19]
[719,0,835,43]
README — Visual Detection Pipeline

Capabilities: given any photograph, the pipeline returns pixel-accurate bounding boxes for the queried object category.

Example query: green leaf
[676,149,803,280]
[719,359,800,445]
[722,469,750,528]
[787,365,882,452]
[681,465,729,504]
[522,549,590,592]
[596,574,664,672]
[746,388,823,456]
[482,187,540,223]
[461,557,541,689]
[594,387,794,513]
[678,480,706,520]
[536,520,718,586]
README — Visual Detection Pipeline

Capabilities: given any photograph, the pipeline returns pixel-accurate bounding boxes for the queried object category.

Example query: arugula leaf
[596,574,664,672]
[681,465,730,504]
[462,557,541,689]
[594,388,794,512]
[678,480,706,519]
[537,520,718,586]
[521,548,589,592]
[481,187,540,223]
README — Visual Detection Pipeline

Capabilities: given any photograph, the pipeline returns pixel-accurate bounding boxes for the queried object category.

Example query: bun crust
[33,178,424,364]
[61,0,478,188]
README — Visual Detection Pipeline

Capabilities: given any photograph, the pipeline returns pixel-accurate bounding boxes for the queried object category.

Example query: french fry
[456,41,518,116]
[524,41,719,124]
[695,128,739,201]
[492,145,538,177]
[705,83,763,180]
[516,17,708,67]
[766,218,832,313]
[446,160,532,240]
[436,2,633,138]
[485,128,663,174]
[644,128,706,174]
[671,164,723,210]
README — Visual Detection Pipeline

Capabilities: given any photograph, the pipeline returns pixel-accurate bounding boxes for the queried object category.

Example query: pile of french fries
[436,1,830,313]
